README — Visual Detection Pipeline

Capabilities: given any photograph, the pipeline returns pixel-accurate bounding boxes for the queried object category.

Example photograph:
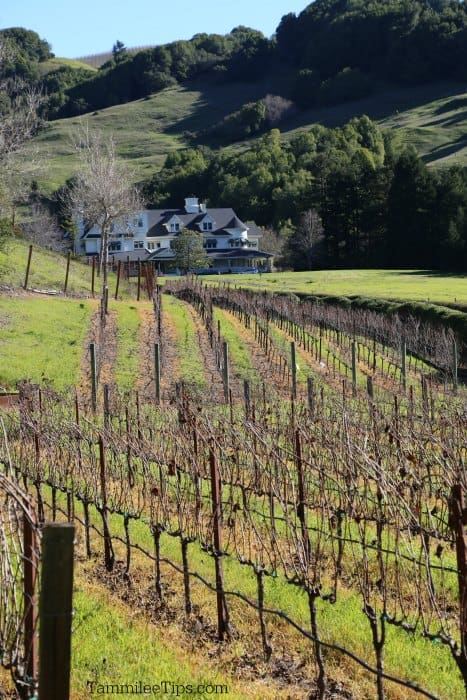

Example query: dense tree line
[45,27,270,118]
[142,118,467,271]
[5,2,467,120]
[279,0,467,107]
[42,0,467,117]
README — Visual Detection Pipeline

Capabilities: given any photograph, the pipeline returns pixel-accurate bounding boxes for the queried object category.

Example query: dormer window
[170,222,180,233]
[202,221,213,231]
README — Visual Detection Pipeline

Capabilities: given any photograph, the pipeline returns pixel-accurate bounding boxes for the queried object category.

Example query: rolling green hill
[29,78,467,194]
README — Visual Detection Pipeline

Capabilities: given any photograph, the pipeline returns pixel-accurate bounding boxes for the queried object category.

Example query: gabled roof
[225,215,247,231]
[146,207,253,238]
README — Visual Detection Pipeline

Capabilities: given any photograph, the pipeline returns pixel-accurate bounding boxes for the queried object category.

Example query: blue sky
[0,0,308,59]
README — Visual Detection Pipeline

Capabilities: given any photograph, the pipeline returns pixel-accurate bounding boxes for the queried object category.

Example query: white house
[75,197,273,273]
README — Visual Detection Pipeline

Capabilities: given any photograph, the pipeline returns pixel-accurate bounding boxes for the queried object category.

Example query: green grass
[212,307,257,383]
[0,297,93,390]
[206,269,467,307]
[39,57,97,75]
[111,302,147,391]
[164,294,207,391]
[0,238,140,301]
[0,238,97,295]
[72,578,235,700]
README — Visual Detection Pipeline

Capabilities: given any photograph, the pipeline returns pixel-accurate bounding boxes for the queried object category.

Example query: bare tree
[64,124,142,314]
[286,209,325,270]
[22,202,66,252]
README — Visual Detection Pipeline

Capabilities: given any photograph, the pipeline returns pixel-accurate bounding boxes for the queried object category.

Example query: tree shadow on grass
[392,270,467,279]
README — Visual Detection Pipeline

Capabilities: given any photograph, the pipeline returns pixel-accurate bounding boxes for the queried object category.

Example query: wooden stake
[154,342,161,404]
[90,343,97,413]
[23,500,38,700]
[222,341,230,404]
[39,523,74,700]
[209,445,229,640]
[351,341,357,397]
[63,251,71,295]
[114,260,121,300]
[91,256,96,297]
[291,341,297,400]
[24,244,33,290]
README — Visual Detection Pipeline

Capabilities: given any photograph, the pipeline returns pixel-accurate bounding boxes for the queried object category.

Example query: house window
[205,238,217,249]
[202,221,213,231]
[138,217,144,227]
[170,222,180,233]
[109,242,121,252]
[134,240,144,250]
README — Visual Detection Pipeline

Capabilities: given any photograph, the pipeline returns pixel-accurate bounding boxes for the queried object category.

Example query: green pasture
[27,79,267,192]
[0,239,96,295]
[0,297,93,390]
[206,269,467,308]
[0,238,140,301]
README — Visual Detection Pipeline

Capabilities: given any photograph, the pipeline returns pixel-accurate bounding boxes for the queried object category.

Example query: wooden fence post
[22,500,38,700]
[99,435,114,572]
[351,340,357,397]
[137,260,141,301]
[209,445,229,641]
[401,338,407,391]
[307,377,314,421]
[222,341,230,403]
[114,260,121,300]
[24,245,33,290]
[63,251,71,295]
[243,379,251,421]
[291,341,297,399]
[449,484,467,677]
[91,256,96,297]
[90,343,97,413]
[154,342,161,404]
[39,523,74,700]
[295,429,311,563]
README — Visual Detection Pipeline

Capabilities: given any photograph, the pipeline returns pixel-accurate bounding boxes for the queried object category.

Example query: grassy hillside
[30,79,270,192]
[0,238,139,299]
[39,57,97,75]
[28,78,467,192]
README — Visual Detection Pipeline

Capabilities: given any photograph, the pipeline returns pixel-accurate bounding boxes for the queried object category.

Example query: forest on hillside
[3,1,467,118]
[142,119,467,271]
[2,2,467,270]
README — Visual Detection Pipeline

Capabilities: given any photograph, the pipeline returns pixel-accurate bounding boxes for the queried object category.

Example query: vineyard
[0,278,466,700]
